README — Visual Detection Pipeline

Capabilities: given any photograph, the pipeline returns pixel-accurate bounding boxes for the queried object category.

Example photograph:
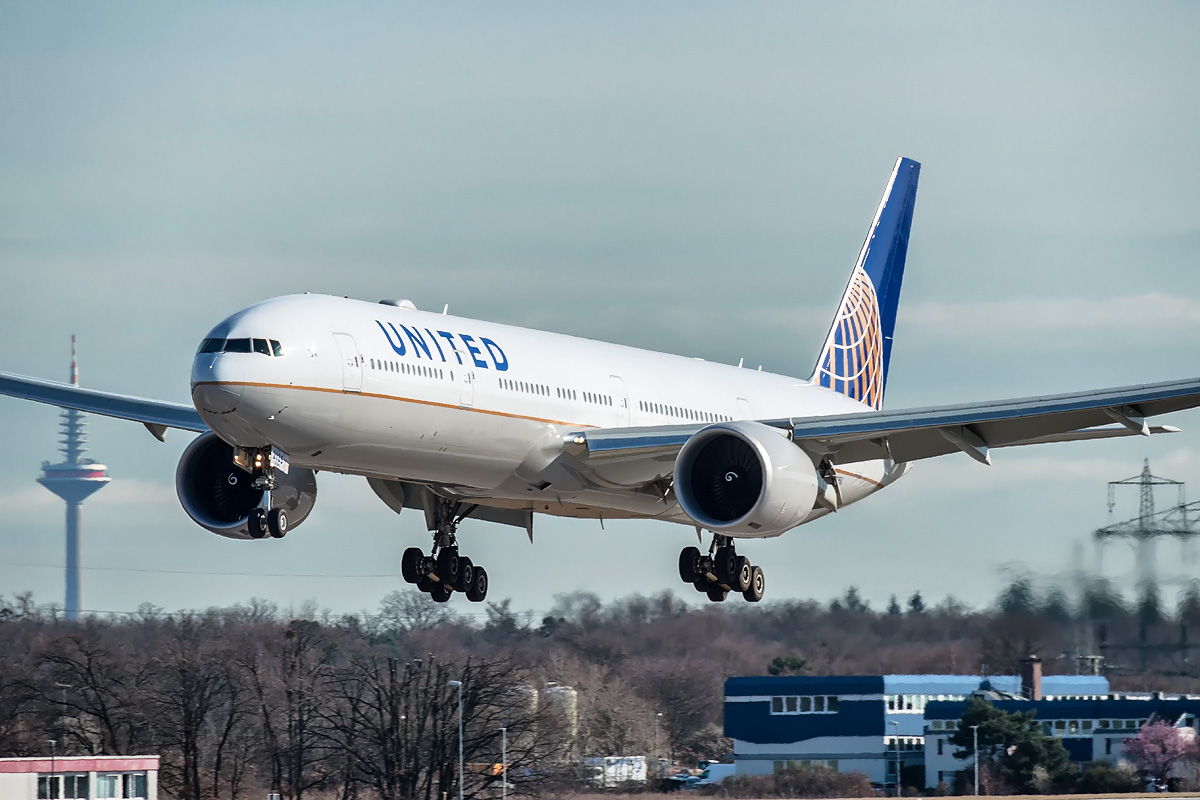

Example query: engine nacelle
[175,432,318,540]
[673,421,820,538]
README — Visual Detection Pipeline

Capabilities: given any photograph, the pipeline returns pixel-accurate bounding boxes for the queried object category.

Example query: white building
[0,755,159,800]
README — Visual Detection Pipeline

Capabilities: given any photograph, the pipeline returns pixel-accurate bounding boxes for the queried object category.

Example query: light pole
[887,720,899,796]
[48,738,57,800]
[501,727,508,800]
[55,683,71,742]
[654,711,663,780]
[448,680,463,800]
[971,725,980,796]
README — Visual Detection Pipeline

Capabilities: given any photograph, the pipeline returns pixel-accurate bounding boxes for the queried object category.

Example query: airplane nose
[192,354,243,414]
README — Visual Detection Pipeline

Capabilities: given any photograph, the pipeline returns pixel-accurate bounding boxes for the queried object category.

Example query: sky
[2,2,1199,621]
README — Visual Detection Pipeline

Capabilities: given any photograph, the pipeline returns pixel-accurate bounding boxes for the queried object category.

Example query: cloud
[902,293,1200,341]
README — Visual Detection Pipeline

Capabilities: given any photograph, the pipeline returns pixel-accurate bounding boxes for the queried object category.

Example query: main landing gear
[678,535,765,603]
[241,447,289,540]
[400,498,490,603]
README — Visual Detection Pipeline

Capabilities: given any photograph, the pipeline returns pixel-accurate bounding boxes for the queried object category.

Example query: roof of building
[925,694,1200,721]
[724,674,1110,698]
[0,756,159,774]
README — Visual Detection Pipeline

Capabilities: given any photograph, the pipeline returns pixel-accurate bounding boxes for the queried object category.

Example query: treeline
[2,575,1200,799]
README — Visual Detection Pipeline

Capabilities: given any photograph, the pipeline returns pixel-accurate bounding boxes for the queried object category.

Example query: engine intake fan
[673,421,820,538]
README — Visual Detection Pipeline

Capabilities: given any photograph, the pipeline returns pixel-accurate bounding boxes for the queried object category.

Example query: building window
[886,693,958,713]
[768,695,839,715]
[37,776,59,800]
[65,776,88,799]
[124,774,148,799]
[887,736,924,751]
[937,738,944,755]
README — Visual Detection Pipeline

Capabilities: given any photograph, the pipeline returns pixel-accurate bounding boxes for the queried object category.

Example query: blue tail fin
[810,157,920,410]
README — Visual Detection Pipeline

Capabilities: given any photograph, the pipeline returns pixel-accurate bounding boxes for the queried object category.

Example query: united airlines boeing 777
[4,157,1199,603]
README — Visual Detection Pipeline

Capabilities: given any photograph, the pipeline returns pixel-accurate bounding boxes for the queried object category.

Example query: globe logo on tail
[814,265,884,410]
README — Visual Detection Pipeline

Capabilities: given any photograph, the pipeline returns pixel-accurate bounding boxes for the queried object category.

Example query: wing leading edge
[573,377,1200,466]
[0,371,206,439]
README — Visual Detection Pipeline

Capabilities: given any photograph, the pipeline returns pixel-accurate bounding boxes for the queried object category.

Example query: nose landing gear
[238,445,291,539]
[401,498,490,602]
[679,534,765,603]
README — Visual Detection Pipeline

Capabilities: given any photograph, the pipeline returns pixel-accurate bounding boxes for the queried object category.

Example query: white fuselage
[190,294,902,535]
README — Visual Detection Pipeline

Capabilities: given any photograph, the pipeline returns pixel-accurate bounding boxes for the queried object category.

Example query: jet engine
[673,421,820,538]
[175,432,318,540]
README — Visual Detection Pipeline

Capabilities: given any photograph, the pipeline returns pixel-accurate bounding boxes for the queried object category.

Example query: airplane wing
[572,377,1200,466]
[0,371,206,440]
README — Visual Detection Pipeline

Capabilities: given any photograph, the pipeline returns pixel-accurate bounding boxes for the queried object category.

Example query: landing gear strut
[401,498,490,603]
[678,535,765,603]
[239,446,290,540]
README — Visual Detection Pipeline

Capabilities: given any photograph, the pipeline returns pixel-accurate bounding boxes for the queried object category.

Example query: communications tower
[37,336,110,620]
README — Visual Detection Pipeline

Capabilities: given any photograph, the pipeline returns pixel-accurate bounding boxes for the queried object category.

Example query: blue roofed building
[724,672,1109,786]
[924,693,1200,789]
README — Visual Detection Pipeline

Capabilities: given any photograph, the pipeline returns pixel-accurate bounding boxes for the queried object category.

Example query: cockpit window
[197,337,283,355]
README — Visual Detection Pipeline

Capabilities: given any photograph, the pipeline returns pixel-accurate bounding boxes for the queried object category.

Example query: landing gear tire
[706,586,729,602]
[743,565,765,602]
[429,582,452,603]
[248,508,268,539]
[401,548,423,584]
[678,546,702,583]
[715,546,739,585]
[733,556,753,593]
[437,548,462,586]
[416,575,434,593]
[467,567,489,602]
[267,508,288,539]
[454,557,475,594]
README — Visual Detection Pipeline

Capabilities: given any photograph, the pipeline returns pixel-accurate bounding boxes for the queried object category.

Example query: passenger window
[198,338,224,354]
[224,338,252,353]
[253,339,271,356]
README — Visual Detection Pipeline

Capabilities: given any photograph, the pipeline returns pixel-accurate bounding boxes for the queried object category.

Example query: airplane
[4,156,1200,605]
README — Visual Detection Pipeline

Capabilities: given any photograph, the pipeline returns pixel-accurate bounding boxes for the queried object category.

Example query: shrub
[702,765,873,798]
[1076,760,1144,793]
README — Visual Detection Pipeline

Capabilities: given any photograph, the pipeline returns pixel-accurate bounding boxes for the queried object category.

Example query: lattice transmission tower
[1094,459,1200,597]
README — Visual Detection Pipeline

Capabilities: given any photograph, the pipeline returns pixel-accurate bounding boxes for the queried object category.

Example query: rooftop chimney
[1020,655,1043,701]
